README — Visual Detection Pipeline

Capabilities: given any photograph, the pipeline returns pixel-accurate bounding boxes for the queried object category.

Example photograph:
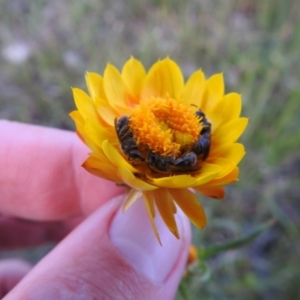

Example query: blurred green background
[0,0,299,299]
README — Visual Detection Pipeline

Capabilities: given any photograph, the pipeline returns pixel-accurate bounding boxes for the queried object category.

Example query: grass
[1,0,299,299]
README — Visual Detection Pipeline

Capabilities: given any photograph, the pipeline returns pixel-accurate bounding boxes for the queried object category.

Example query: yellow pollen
[129,97,202,156]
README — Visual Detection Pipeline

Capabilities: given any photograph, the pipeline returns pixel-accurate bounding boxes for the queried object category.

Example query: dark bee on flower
[146,151,174,173]
[172,152,199,172]
[115,116,144,161]
[193,110,211,161]
[147,151,200,174]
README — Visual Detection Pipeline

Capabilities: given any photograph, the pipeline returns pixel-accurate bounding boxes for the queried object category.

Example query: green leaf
[199,219,276,260]
[196,262,212,282]
[178,281,190,300]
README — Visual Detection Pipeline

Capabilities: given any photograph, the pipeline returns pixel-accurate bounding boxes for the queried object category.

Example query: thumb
[4,195,191,300]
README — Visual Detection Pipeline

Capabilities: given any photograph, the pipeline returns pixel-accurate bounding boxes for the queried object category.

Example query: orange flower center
[129,96,202,156]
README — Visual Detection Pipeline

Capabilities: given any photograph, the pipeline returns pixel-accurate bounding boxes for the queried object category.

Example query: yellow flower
[70,57,248,244]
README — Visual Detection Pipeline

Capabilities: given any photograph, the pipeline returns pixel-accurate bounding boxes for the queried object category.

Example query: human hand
[0,121,191,299]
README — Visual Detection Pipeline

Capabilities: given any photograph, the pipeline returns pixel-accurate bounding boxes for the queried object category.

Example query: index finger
[0,120,123,220]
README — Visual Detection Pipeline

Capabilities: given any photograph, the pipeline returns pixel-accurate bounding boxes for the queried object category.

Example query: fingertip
[0,259,32,298]
[3,195,191,299]
[110,196,191,284]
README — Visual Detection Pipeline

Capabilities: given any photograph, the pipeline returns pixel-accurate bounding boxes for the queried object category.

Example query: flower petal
[204,167,239,187]
[143,190,156,217]
[205,143,244,182]
[82,155,119,182]
[85,72,119,125]
[200,73,224,112]
[123,189,142,211]
[170,198,177,214]
[122,57,146,102]
[212,143,246,166]
[222,93,242,123]
[85,72,106,101]
[206,110,223,134]
[169,189,206,229]
[102,140,136,172]
[142,58,184,100]
[84,118,116,149]
[194,162,223,186]
[72,88,98,120]
[81,121,116,161]
[153,189,179,238]
[142,191,161,245]
[194,186,225,200]
[69,111,84,136]
[94,98,117,126]
[119,167,157,191]
[148,161,221,189]
[182,69,206,106]
[213,117,248,145]
[103,64,132,115]
[150,174,198,189]
[207,157,235,179]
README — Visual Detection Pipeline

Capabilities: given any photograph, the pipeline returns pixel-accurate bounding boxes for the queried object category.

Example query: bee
[172,152,199,171]
[193,110,211,160]
[115,116,144,161]
[146,151,174,173]
[147,151,199,174]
